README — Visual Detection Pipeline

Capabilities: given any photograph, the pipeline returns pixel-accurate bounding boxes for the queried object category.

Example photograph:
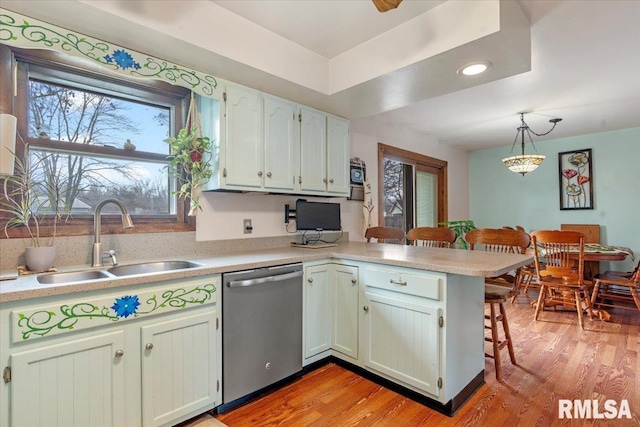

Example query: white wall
[349,117,471,232]
[195,117,470,242]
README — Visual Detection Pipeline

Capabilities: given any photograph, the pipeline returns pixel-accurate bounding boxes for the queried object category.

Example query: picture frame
[558,148,593,210]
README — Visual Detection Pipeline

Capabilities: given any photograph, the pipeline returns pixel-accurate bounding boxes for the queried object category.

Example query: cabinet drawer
[362,266,443,301]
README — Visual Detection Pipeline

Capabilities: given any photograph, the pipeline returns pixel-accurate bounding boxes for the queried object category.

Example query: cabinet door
[264,96,298,191]
[304,264,332,358]
[362,291,441,397]
[327,116,350,196]
[333,265,358,359]
[299,107,327,193]
[141,310,219,427]
[11,331,126,427]
[225,85,263,188]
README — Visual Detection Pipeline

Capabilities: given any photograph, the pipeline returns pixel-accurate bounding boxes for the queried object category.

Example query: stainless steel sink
[37,270,111,284]
[107,260,201,277]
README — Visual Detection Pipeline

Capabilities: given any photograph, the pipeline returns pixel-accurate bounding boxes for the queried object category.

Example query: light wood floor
[189,294,640,427]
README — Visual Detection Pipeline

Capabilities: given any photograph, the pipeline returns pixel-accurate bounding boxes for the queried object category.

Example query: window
[378,143,447,234]
[2,46,193,237]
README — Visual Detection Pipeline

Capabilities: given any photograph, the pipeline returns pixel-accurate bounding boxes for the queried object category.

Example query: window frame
[1,45,195,239]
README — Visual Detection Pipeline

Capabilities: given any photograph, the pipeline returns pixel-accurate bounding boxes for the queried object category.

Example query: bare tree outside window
[27,80,173,215]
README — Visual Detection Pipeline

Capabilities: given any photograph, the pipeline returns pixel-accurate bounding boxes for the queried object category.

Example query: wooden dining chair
[591,259,640,312]
[465,227,530,381]
[406,227,456,248]
[503,226,538,302]
[531,230,594,330]
[364,226,405,244]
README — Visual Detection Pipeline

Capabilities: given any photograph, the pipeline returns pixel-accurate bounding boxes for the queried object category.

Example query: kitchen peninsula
[0,242,532,426]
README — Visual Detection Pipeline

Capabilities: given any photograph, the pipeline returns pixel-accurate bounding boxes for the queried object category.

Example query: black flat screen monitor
[295,200,341,231]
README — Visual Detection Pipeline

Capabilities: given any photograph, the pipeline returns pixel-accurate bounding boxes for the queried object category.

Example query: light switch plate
[244,219,253,234]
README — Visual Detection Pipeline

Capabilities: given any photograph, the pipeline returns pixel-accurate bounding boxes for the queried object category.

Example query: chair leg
[489,302,503,381]
[575,291,584,329]
[591,280,601,309]
[629,286,640,311]
[534,285,546,320]
[499,302,516,364]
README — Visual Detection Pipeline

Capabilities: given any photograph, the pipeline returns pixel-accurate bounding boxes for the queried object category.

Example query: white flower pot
[25,246,56,273]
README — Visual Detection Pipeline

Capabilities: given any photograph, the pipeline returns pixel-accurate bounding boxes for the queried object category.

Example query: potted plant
[1,151,68,272]
[438,220,476,249]
[165,127,212,216]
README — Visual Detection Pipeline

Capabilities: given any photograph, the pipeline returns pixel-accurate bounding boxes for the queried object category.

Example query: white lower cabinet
[141,310,219,427]
[362,291,440,396]
[303,262,359,364]
[361,264,443,397]
[332,264,358,360]
[10,331,126,427]
[303,263,332,359]
[1,275,222,427]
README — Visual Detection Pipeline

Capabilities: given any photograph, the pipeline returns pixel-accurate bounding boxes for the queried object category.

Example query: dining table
[568,243,635,281]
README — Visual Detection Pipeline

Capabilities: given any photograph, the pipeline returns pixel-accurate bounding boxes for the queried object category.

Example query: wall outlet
[243,219,253,234]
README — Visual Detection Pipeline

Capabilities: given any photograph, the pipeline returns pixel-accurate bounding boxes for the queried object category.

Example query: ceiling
[2,0,640,151]
[212,0,445,59]
[210,0,640,150]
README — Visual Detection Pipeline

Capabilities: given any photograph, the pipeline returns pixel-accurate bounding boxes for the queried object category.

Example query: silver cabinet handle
[351,278,357,284]
[266,172,272,178]
[115,350,124,358]
[258,171,263,177]
[329,178,334,183]
[308,277,313,283]
[363,306,369,312]
[323,178,328,183]
[145,343,154,351]
[390,279,407,286]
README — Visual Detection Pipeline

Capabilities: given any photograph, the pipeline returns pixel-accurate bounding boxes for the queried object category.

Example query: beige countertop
[0,241,532,303]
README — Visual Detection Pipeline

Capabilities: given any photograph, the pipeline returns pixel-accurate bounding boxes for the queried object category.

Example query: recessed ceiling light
[457,60,493,76]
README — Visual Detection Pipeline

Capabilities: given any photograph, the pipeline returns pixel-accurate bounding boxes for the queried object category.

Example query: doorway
[378,143,447,235]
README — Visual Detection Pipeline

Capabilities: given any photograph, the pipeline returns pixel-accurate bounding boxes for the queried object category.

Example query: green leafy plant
[165,127,212,216]
[1,150,69,246]
[438,220,476,249]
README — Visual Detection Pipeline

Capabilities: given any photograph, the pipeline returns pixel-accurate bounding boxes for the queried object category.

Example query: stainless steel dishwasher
[221,263,303,409]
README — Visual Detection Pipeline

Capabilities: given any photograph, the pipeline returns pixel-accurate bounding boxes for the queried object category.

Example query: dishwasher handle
[228,270,303,288]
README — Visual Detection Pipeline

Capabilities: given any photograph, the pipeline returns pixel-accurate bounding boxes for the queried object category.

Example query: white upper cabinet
[300,106,328,193]
[225,85,263,188]
[200,82,349,197]
[327,116,350,195]
[264,95,298,191]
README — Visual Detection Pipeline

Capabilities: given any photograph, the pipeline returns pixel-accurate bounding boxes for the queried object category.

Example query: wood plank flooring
[190,294,640,426]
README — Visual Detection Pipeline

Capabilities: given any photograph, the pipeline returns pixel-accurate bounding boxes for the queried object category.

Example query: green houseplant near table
[439,220,476,249]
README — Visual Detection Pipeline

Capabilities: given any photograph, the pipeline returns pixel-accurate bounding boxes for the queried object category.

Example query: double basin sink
[37,260,202,284]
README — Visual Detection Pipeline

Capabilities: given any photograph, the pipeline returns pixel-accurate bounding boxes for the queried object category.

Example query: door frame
[377,143,448,229]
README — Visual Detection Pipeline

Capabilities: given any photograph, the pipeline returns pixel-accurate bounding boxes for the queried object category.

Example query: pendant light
[502,113,562,176]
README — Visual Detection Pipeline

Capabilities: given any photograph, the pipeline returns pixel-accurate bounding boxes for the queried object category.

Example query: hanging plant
[166,127,212,216]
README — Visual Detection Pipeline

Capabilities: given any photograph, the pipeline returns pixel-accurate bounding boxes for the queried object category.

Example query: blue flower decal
[111,295,140,318]
[104,49,141,70]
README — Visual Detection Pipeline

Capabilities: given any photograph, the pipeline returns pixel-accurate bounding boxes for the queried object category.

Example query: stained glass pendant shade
[502,113,562,176]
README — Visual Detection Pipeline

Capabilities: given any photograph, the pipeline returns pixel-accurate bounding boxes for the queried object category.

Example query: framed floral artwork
[559,148,593,210]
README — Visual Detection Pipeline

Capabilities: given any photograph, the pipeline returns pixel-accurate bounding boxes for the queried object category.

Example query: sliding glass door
[378,144,447,236]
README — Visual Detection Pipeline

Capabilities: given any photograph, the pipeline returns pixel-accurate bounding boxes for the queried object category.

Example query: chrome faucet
[92,199,134,267]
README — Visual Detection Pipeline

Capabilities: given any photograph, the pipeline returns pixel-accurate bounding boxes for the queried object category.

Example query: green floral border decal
[14,282,217,341]
[0,9,218,97]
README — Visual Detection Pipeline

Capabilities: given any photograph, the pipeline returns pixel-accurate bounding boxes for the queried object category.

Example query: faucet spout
[92,199,134,267]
